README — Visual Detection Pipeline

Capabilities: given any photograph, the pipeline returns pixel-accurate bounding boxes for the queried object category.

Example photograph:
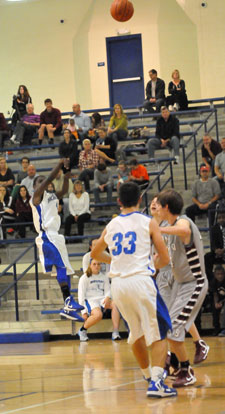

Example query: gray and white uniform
[156,220,174,309]
[165,215,208,341]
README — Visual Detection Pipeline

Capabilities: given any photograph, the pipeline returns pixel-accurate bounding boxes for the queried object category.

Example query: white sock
[151,366,164,382]
[141,365,152,380]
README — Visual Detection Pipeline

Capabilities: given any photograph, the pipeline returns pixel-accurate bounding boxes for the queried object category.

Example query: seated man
[0,112,10,151]
[201,134,221,176]
[185,164,220,224]
[205,211,225,283]
[69,103,91,143]
[142,69,165,113]
[210,265,225,336]
[10,104,40,145]
[21,164,38,196]
[93,163,113,204]
[147,106,180,164]
[95,127,117,161]
[38,99,62,147]
[214,137,225,193]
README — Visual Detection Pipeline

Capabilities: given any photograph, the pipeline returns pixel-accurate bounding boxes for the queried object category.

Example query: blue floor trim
[0,331,50,344]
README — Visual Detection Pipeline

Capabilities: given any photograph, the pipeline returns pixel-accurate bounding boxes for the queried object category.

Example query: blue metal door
[106,34,144,108]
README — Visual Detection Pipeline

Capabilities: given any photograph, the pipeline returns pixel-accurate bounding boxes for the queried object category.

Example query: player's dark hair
[157,189,183,215]
[149,69,157,75]
[119,182,140,208]
[33,175,45,188]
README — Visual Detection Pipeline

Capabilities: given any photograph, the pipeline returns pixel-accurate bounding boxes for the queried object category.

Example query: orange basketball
[110,0,134,22]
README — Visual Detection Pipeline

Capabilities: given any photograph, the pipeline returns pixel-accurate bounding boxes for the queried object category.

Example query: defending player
[156,189,208,387]
[30,159,84,321]
[91,181,177,398]
[150,196,209,377]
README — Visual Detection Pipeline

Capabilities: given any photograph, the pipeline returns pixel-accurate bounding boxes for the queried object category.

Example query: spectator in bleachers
[204,211,225,284]
[95,127,117,161]
[69,103,91,142]
[214,137,225,193]
[38,99,62,147]
[107,104,128,141]
[12,85,32,127]
[0,185,15,240]
[86,112,105,146]
[64,180,90,240]
[78,139,100,191]
[116,160,130,192]
[166,69,188,111]
[17,157,30,184]
[14,185,32,239]
[78,139,114,191]
[142,69,165,113]
[128,158,149,188]
[21,164,37,196]
[11,156,30,200]
[59,129,79,171]
[210,265,225,336]
[77,259,121,341]
[10,104,40,145]
[147,106,180,164]
[0,156,15,193]
[201,134,222,176]
[93,163,113,204]
[0,112,10,151]
[185,164,220,224]
[53,169,73,220]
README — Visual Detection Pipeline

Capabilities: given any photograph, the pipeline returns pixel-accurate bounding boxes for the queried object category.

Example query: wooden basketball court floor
[0,336,225,414]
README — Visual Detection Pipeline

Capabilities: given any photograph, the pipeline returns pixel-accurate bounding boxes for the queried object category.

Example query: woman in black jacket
[166,69,188,111]
[12,85,32,127]
[59,129,79,171]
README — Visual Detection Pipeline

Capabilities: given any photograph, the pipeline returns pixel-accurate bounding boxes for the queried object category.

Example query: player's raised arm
[32,159,66,206]
[91,228,111,264]
[149,217,169,269]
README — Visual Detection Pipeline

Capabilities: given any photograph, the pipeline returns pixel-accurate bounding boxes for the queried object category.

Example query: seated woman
[0,156,15,193]
[59,129,79,172]
[107,104,128,141]
[166,69,188,111]
[14,185,32,238]
[0,185,15,240]
[77,259,121,341]
[12,85,32,127]
[64,180,91,240]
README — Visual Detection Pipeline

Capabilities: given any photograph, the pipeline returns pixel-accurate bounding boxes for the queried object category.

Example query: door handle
[112,77,141,83]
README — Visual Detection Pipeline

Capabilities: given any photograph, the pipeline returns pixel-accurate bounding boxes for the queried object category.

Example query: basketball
[110,0,134,22]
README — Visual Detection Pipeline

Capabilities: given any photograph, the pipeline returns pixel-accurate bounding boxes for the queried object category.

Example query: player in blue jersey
[91,181,177,399]
[30,159,84,321]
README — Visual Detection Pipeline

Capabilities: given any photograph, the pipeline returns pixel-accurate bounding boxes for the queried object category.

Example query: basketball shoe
[112,331,121,341]
[147,379,177,398]
[78,328,89,342]
[64,295,84,312]
[60,309,84,322]
[193,339,210,364]
[172,366,196,388]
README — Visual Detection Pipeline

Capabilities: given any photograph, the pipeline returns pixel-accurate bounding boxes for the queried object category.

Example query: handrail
[0,242,39,321]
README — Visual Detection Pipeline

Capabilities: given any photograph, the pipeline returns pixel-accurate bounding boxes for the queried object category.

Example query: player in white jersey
[156,189,208,388]
[91,182,177,399]
[30,159,84,321]
[77,259,121,341]
[150,197,209,377]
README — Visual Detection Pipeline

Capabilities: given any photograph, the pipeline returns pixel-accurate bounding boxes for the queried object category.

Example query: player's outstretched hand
[63,158,70,170]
